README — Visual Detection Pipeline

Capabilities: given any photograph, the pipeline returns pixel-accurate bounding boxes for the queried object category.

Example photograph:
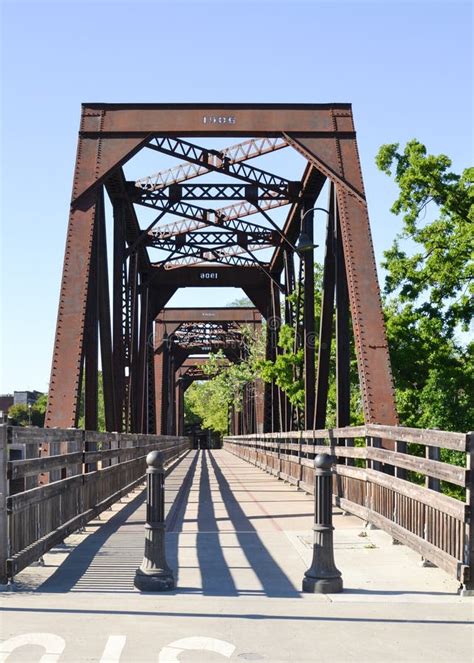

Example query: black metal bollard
[302,453,343,593]
[134,450,175,592]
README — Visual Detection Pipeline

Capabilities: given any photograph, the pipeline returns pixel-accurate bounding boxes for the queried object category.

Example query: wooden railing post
[426,446,441,492]
[462,432,474,596]
[368,436,382,472]
[0,425,9,584]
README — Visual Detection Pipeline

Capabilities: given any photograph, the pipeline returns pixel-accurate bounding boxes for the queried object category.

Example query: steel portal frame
[46,103,397,438]
[154,308,263,436]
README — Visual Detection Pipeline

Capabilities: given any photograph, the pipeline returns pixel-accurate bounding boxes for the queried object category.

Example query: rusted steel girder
[141,136,292,194]
[47,103,397,436]
[136,136,287,190]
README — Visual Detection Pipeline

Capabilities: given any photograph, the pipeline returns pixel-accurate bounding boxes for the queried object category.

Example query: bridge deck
[1,450,472,662]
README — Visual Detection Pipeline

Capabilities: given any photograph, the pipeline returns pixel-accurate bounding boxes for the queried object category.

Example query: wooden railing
[0,426,190,582]
[224,425,473,592]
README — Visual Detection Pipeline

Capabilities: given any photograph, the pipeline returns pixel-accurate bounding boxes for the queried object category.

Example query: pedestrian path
[1,450,472,662]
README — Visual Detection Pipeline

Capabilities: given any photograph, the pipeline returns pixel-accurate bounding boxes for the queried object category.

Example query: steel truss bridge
[45,103,397,439]
[1,104,471,603]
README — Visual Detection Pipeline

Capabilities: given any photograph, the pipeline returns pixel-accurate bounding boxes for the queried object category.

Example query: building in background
[0,391,44,423]
[13,391,43,407]
[0,394,14,423]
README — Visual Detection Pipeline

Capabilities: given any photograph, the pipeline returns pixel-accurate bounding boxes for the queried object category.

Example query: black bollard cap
[146,450,164,468]
[314,453,335,470]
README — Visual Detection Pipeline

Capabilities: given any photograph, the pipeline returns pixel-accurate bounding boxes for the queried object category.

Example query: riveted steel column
[303,202,316,430]
[314,186,336,429]
[84,216,99,432]
[270,281,282,432]
[335,198,351,430]
[97,188,116,432]
[113,197,126,432]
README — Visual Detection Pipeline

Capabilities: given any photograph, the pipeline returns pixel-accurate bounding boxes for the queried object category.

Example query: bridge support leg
[134,451,174,592]
[303,454,343,593]
[302,201,316,431]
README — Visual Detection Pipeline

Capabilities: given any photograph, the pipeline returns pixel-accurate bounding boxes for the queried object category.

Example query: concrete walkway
[1,450,472,662]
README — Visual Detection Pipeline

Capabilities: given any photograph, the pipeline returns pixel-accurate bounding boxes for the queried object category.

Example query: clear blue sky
[1,0,472,394]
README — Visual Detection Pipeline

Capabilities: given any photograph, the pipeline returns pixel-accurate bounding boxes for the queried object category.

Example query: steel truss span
[46,103,397,442]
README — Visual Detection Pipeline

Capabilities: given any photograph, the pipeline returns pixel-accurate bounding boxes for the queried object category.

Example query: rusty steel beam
[150,228,275,250]
[302,199,316,430]
[141,136,291,195]
[157,252,271,271]
[158,307,262,324]
[150,214,277,241]
[46,189,98,428]
[154,243,272,270]
[136,136,287,190]
[96,189,116,432]
[335,201,351,429]
[150,265,269,289]
[270,164,326,275]
[78,102,352,139]
[135,182,295,203]
[84,216,99,432]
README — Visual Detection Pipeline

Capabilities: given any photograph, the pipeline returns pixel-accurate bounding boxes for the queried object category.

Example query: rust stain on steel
[282,133,367,206]
[80,103,351,135]
[157,307,262,324]
[337,187,398,425]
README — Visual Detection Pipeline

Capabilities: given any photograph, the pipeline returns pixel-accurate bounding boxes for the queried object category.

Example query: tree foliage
[377,140,473,433]
[8,393,47,426]
[185,379,230,436]
[184,325,265,435]
[376,140,473,331]
[78,372,106,431]
[258,324,304,408]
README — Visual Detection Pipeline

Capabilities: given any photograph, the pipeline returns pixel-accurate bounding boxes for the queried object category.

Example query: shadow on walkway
[35,453,199,593]
[37,490,146,593]
[194,451,239,596]
[30,450,300,597]
[206,450,300,598]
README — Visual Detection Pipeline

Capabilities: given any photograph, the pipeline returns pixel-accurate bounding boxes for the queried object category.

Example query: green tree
[226,296,253,307]
[185,380,230,436]
[184,325,266,435]
[78,372,106,431]
[377,140,473,433]
[184,392,202,428]
[376,140,473,331]
[258,323,304,408]
[8,394,46,427]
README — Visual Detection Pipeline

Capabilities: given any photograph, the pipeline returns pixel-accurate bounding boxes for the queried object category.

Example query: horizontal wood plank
[8,452,84,478]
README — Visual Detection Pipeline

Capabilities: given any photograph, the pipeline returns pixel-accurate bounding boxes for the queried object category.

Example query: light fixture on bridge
[296,206,330,253]
[296,231,318,253]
